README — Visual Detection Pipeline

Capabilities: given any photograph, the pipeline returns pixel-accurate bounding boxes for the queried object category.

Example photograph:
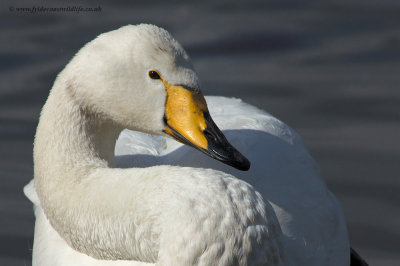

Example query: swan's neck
[33,83,154,261]
[34,85,120,176]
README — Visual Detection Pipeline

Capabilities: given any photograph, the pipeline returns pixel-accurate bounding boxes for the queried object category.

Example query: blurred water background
[1,0,399,265]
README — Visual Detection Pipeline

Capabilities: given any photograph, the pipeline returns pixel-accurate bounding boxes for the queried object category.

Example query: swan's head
[65,24,250,170]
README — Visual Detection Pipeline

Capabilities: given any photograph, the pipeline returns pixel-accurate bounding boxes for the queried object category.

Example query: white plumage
[24,24,349,265]
[116,96,350,265]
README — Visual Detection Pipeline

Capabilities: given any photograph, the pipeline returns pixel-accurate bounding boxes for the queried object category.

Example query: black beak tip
[207,144,251,171]
[201,112,252,171]
[237,157,251,171]
[230,152,251,171]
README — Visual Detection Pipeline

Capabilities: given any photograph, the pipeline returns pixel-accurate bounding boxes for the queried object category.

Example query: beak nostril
[203,129,210,137]
[203,129,216,142]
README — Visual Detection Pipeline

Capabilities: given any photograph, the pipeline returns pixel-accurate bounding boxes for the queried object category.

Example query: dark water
[1,0,399,265]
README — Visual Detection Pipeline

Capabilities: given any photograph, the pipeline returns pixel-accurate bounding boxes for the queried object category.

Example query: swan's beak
[163,83,250,171]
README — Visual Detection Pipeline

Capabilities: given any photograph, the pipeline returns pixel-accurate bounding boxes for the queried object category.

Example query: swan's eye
[148,70,161,80]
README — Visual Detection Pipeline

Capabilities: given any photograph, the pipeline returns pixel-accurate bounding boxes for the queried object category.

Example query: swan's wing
[209,97,350,265]
[115,96,350,265]
[23,181,153,266]
[206,96,295,143]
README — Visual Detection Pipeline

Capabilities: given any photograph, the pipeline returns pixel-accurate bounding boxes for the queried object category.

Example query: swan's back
[116,96,350,266]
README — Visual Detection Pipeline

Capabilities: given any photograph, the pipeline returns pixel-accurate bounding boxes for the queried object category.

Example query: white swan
[23,24,350,265]
[24,24,283,266]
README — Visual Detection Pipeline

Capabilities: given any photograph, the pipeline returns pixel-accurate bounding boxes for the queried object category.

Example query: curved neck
[33,83,156,261]
[34,84,120,173]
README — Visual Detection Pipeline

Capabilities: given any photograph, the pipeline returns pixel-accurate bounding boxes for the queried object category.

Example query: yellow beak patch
[163,81,209,150]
